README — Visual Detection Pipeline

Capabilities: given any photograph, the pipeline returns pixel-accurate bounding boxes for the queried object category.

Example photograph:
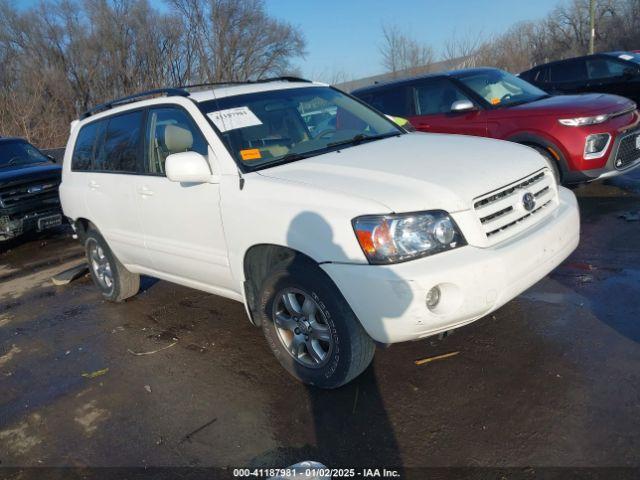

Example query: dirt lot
[1,173,639,477]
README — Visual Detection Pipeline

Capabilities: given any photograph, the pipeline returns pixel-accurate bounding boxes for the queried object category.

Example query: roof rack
[178,76,312,91]
[80,77,312,119]
[80,88,190,119]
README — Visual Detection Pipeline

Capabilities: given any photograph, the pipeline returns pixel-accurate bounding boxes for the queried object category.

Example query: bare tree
[169,0,305,82]
[442,29,484,68]
[0,0,306,147]
[380,24,434,77]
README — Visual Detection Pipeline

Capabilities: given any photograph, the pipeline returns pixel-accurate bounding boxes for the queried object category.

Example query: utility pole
[589,0,596,54]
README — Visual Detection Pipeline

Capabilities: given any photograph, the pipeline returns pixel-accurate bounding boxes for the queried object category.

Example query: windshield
[0,140,51,169]
[611,52,640,64]
[198,86,402,170]
[457,70,548,108]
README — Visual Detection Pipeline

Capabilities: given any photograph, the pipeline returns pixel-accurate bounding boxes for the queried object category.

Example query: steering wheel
[7,156,23,165]
[314,128,337,139]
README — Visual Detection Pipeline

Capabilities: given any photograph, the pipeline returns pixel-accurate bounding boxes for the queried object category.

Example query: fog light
[426,286,441,310]
[584,133,611,159]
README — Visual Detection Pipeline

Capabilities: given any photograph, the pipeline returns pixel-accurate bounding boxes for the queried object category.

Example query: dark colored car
[352,68,640,184]
[520,52,640,104]
[0,137,63,242]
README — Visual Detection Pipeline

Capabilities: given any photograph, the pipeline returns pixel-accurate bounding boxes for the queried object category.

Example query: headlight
[352,210,466,264]
[558,114,609,127]
[584,133,611,159]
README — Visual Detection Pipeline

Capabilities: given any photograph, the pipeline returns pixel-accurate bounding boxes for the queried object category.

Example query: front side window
[412,78,472,115]
[95,111,143,173]
[144,107,208,175]
[587,57,628,79]
[1,140,51,169]
[456,70,548,107]
[198,86,402,170]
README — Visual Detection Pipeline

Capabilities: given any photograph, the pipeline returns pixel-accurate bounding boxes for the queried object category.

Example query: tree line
[2,0,638,148]
[381,0,639,76]
[0,0,305,147]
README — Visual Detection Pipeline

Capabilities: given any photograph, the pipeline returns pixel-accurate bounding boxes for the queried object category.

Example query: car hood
[509,93,635,116]
[257,133,546,213]
[0,163,62,185]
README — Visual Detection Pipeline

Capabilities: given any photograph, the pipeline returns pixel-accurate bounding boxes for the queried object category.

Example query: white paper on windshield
[619,54,634,61]
[207,107,262,132]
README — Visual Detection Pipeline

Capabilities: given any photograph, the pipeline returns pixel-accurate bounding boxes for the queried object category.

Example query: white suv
[60,78,580,388]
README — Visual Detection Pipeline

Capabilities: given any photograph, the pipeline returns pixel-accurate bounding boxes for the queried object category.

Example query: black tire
[85,228,140,302]
[258,259,375,389]
[531,145,562,184]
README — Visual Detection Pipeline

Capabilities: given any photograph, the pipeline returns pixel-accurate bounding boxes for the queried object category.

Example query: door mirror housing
[451,100,476,112]
[165,152,212,183]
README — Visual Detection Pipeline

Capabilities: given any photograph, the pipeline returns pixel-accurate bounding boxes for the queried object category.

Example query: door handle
[137,186,154,197]
[89,180,100,190]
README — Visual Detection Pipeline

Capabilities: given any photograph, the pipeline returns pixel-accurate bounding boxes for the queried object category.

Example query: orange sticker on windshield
[490,98,501,105]
[240,148,262,161]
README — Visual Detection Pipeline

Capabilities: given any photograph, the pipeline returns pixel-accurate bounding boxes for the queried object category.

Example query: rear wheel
[85,229,139,302]
[258,259,375,388]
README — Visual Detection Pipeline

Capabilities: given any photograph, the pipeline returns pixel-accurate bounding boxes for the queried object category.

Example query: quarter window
[72,121,105,171]
[144,107,208,175]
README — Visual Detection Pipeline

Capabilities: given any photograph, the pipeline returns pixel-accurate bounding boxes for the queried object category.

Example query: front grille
[615,131,640,169]
[0,178,60,208]
[474,169,557,243]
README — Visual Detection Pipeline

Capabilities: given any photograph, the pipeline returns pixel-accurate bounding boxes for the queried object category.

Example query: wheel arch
[506,132,569,179]
[72,217,94,243]
[242,244,321,327]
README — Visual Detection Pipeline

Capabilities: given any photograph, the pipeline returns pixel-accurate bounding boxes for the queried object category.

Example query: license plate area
[37,214,62,231]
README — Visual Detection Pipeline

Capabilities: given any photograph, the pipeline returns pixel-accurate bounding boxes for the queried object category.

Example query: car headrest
[164,125,193,153]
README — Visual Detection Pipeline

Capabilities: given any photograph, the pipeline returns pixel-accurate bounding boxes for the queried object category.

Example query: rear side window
[366,88,410,117]
[94,111,143,173]
[549,60,588,83]
[72,121,104,171]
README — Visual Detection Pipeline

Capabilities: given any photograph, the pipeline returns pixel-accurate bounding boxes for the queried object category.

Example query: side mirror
[451,100,476,112]
[165,151,212,183]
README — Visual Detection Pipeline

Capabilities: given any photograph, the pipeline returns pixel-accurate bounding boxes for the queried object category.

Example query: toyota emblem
[522,192,536,211]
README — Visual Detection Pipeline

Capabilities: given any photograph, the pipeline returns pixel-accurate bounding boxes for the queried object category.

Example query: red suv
[352,68,640,184]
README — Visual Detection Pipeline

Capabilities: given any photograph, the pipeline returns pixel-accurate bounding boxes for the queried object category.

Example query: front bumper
[322,188,580,344]
[0,207,63,241]
[565,128,640,183]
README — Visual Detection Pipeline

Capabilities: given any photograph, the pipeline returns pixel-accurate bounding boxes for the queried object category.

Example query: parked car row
[7,51,638,388]
[352,65,640,185]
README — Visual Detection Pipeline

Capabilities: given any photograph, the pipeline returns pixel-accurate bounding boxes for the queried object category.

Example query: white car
[60,78,580,388]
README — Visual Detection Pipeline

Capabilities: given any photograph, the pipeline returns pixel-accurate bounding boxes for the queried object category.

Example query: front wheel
[258,260,375,389]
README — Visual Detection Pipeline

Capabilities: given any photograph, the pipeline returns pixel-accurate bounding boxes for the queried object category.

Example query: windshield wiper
[327,132,399,148]
[276,151,317,163]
